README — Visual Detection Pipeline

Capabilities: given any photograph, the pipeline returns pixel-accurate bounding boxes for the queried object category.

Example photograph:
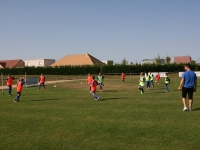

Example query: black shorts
[182,87,194,100]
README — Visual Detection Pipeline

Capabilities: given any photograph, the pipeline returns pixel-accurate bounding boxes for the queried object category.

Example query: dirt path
[1,79,85,90]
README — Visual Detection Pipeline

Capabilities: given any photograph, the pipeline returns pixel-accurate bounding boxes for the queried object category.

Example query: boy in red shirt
[121,72,125,82]
[91,76,100,101]
[38,74,45,92]
[6,74,14,96]
[14,77,26,102]
[87,73,93,92]
[155,72,160,84]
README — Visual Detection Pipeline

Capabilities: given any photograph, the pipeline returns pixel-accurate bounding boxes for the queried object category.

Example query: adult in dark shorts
[178,64,197,111]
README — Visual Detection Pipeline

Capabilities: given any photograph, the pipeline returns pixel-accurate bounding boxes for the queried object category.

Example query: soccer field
[0,75,200,150]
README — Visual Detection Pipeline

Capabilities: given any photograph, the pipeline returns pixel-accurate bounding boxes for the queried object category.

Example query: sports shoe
[38,90,40,92]
[14,100,17,103]
[183,107,188,111]
[188,109,192,112]
[9,94,12,96]
[97,97,100,101]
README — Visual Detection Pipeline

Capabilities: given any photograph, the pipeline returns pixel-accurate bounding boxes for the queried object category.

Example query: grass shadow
[192,108,200,111]
[100,97,128,101]
[30,98,59,101]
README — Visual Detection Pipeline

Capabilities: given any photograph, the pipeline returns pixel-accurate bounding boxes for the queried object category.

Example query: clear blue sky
[0,0,200,63]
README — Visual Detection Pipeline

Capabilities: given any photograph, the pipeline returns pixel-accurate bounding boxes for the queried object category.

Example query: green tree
[191,60,196,65]
[165,56,171,64]
[155,54,161,65]
[130,62,134,65]
[122,58,128,65]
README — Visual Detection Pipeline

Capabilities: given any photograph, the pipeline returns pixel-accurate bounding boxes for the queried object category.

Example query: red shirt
[156,74,160,80]
[121,73,125,79]
[87,76,92,85]
[7,77,13,86]
[39,76,45,83]
[91,80,97,92]
[17,81,24,92]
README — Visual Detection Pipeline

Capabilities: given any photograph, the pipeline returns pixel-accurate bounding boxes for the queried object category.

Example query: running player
[138,72,145,94]
[91,76,100,101]
[14,77,26,102]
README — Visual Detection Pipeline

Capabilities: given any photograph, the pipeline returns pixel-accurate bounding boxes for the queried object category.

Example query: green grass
[0,75,200,150]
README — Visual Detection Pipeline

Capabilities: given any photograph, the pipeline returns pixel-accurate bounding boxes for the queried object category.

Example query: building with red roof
[0,59,25,68]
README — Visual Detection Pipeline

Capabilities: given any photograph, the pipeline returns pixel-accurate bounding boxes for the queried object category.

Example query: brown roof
[174,56,191,64]
[0,59,25,68]
[51,53,104,67]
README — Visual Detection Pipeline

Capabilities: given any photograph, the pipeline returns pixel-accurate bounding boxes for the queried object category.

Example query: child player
[149,72,154,87]
[155,72,160,84]
[138,72,145,94]
[38,73,45,92]
[121,72,125,82]
[145,72,151,90]
[14,77,26,102]
[165,73,170,92]
[91,76,100,101]
[6,74,14,96]
[97,72,104,92]
[87,73,92,92]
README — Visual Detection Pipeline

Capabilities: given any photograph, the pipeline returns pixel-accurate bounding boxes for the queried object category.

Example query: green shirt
[149,73,154,81]
[139,76,145,86]
[165,76,170,84]
[97,76,104,83]
[145,75,151,81]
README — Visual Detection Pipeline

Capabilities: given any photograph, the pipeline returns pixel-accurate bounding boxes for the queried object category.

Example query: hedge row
[101,63,200,73]
[0,66,100,75]
[0,64,199,75]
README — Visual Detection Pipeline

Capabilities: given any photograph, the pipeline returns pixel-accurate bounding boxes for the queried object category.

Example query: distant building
[25,59,55,67]
[51,52,104,67]
[102,60,114,65]
[0,59,25,68]
[141,59,165,65]
[172,56,191,64]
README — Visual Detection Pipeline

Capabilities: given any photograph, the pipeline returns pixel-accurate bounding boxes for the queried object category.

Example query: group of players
[5,74,46,102]
[87,73,104,101]
[5,71,169,102]
[138,72,170,94]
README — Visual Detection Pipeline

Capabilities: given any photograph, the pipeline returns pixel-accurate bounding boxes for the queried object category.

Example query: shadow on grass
[103,90,119,92]
[192,108,200,111]
[100,97,128,101]
[30,98,59,101]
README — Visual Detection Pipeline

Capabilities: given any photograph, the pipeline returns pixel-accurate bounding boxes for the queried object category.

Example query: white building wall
[25,59,55,67]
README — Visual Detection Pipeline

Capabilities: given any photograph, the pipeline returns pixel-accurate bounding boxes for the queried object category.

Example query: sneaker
[183,107,188,111]
[9,94,12,96]
[188,109,192,112]
[14,100,17,103]
[97,97,100,101]
[100,90,103,92]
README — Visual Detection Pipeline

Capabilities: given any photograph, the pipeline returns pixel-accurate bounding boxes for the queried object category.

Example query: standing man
[38,73,46,92]
[121,72,125,83]
[6,74,14,96]
[178,64,197,112]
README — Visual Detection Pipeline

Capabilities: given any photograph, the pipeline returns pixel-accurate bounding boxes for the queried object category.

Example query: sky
[0,0,200,64]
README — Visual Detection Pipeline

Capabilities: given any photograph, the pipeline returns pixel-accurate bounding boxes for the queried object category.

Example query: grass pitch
[0,75,200,150]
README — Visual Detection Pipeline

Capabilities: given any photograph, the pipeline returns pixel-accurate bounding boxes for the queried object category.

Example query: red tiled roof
[0,59,23,68]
